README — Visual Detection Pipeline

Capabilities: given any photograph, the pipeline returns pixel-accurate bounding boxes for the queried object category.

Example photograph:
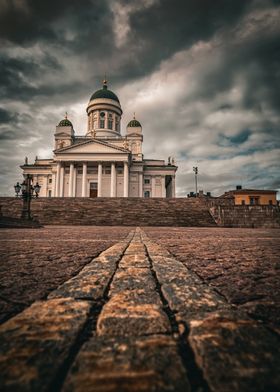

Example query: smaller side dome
[127,114,141,127]
[58,113,72,127]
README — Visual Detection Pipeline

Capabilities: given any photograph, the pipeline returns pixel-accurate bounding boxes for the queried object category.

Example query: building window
[49,178,52,183]
[117,167,123,174]
[144,178,150,184]
[144,191,150,198]
[104,167,111,175]
[269,200,273,205]
[241,200,245,205]
[108,113,113,130]
[48,190,52,197]
[100,111,105,128]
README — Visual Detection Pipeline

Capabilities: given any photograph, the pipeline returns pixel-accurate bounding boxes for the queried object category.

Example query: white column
[52,173,56,197]
[98,163,102,197]
[55,162,61,197]
[151,177,156,198]
[73,167,77,197]
[161,176,166,198]
[69,163,74,197]
[43,176,48,197]
[110,162,116,197]
[82,163,87,197]
[139,172,143,197]
[123,161,129,197]
[172,175,176,197]
[59,165,64,197]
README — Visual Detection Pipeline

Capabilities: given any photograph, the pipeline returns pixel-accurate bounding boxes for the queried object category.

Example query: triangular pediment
[55,139,128,154]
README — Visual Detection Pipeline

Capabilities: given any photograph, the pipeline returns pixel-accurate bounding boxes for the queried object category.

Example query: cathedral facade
[21,81,177,198]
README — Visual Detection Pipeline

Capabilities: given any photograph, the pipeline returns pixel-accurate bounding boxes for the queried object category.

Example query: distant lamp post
[193,166,198,196]
[14,174,41,220]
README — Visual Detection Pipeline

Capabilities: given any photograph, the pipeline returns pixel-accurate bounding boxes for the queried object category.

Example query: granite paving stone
[188,310,280,392]
[144,227,280,329]
[97,293,170,336]
[63,335,190,392]
[0,226,131,323]
[0,298,91,392]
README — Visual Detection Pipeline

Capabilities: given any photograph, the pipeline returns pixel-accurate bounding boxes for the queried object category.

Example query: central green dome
[90,80,119,103]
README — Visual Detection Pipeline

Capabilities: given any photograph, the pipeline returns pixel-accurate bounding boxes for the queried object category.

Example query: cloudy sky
[0,0,279,197]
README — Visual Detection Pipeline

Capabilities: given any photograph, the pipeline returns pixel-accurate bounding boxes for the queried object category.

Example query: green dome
[127,118,141,127]
[90,80,119,103]
[58,117,72,127]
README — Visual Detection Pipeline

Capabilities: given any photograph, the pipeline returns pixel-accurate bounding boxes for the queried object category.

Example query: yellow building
[222,187,278,205]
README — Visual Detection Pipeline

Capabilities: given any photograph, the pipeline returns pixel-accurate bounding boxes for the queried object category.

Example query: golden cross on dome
[65,111,68,119]
[133,112,136,119]
[103,72,108,86]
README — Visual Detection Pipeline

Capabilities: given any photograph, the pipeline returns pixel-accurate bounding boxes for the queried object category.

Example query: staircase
[0,197,216,227]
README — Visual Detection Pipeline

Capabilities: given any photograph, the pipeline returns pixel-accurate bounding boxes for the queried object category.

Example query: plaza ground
[0,226,279,391]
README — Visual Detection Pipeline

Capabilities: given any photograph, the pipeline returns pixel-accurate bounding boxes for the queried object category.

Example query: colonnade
[53,161,130,197]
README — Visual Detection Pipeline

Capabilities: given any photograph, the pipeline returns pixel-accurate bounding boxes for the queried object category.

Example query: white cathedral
[21,80,177,198]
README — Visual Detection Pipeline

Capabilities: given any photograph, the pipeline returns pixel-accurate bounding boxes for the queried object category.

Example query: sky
[0,0,279,197]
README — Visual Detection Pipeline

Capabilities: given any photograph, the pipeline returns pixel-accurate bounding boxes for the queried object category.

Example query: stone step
[0,197,216,227]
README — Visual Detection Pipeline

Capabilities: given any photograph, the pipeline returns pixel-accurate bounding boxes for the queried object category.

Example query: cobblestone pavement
[145,227,280,330]
[0,227,279,392]
[0,226,131,323]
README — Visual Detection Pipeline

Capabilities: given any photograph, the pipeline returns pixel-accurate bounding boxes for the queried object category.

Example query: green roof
[90,80,119,103]
[58,118,72,127]
[127,118,141,127]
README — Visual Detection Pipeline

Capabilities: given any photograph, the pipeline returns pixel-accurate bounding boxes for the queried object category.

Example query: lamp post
[14,174,41,220]
[193,166,198,196]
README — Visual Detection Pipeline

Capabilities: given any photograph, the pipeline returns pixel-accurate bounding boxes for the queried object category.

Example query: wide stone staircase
[0,197,216,226]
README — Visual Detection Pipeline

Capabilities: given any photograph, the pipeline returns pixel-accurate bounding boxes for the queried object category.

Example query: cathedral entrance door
[90,182,98,198]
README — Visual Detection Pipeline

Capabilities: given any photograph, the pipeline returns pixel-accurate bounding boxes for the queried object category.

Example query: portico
[53,160,130,198]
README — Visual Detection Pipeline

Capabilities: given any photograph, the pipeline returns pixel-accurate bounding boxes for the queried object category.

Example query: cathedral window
[108,113,113,130]
[100,112,105,128]
[144,191,150,198]
[144,178,150,184]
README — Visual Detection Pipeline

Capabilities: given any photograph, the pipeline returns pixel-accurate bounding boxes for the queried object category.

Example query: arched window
[108,113,113,130]
[100,112,105,128]
[116,116,120,132]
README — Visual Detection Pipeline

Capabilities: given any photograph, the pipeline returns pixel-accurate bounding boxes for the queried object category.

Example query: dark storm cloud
[0,0,279,196]
[0,0,110,45]
[121,0,252,75]
[0,108,16,123]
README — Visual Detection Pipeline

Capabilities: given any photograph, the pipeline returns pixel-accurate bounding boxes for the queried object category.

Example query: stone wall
[0,197,216,227]
[210,204,280,228]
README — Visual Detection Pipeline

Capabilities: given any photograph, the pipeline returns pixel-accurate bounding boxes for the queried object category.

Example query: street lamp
[14,175,41,220]
[193,166,198,196]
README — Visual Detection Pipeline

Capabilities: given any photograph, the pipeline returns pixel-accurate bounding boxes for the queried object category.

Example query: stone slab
[118,254,149,268]
[0,298,90,392]
[188,310,280,392]
[48,266,115,300]
[161,283,226,320]
[63,335,191,392]
[97,293,170,336]
[124,243,147,255]
[109,267,156,296]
